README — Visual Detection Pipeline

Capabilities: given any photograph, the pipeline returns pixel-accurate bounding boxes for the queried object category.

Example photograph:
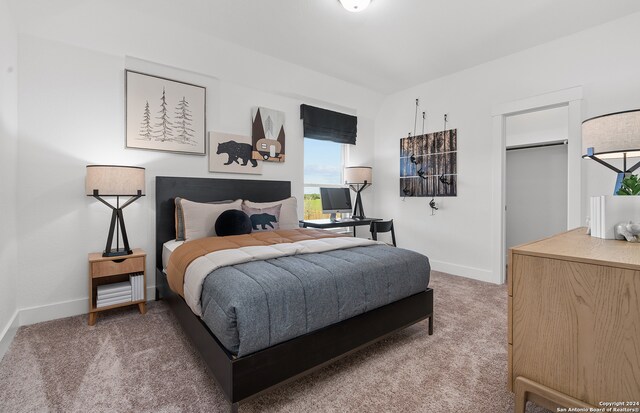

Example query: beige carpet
[0,271,549,413]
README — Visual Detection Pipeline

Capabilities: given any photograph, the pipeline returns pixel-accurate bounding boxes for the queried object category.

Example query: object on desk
[344,166,372,218]
[320,187,352,222]
[615,221,640,242]
[370,220,396,247]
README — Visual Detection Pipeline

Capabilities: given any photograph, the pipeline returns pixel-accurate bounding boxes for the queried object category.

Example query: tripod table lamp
[85,165,145,257]
[344,166,372,219]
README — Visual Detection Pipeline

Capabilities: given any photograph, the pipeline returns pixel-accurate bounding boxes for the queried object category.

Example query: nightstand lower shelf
[88,249,147,326]
[88,300,146,326]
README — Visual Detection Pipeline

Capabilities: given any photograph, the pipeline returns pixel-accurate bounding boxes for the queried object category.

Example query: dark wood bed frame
[155,176,434,412]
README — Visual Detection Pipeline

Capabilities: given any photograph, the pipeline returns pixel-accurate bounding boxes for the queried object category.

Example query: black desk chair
[370,220,396,247]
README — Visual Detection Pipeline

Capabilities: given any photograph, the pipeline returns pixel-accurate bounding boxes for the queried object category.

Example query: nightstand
[88,248,147,325]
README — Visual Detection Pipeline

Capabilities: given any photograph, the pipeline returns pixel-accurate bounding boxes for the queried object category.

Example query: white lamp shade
[344,166,372,185]
[582,109,640,159]
[86,165,146,196]
[339,0,371,13]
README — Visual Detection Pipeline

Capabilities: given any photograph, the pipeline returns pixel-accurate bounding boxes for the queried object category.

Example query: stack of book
[590,195,640,239]
[96,281,132,308]
[130,273,144,301]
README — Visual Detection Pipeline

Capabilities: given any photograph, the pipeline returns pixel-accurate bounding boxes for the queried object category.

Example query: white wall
[374,12,640,283]
[505,106,568,148]
[0,0,19,357]
[13,4,382,322]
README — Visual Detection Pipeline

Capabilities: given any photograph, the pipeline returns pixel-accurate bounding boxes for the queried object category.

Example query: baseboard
[429,259,499,284]
[19,297,88,326]
[0,310,20,362]
[19,286,157,326]
[0,284,154,359]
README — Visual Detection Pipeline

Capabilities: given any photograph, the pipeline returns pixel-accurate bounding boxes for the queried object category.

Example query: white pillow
[243,197,299,230]
[180,198,242,241]
[175,197,235,240]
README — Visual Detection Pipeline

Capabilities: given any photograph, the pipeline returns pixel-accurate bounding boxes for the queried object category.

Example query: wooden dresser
[508,228,640,411]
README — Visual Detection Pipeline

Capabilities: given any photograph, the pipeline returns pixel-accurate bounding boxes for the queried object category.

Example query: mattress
[199,244,430,356]
[162,239,184,270]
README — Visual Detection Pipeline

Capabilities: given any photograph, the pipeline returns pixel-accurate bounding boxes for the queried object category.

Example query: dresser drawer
[92,257,144,277]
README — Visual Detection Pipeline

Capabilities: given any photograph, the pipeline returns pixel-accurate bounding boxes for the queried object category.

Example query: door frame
[491,87,583,284]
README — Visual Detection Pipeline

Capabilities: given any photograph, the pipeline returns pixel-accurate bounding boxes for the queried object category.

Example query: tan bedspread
[166,228,345,297]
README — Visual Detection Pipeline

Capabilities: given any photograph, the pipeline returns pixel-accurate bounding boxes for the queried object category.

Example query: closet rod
[506,140,567,152]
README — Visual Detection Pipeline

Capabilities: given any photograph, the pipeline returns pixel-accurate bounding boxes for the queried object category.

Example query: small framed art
[251,106,286,162]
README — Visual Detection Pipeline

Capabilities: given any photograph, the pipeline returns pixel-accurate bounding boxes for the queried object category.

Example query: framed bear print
[209,132,263,175]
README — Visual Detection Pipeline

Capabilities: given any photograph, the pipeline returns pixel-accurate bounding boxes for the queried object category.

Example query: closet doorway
[505,107,569,251]
[491,86,583,284]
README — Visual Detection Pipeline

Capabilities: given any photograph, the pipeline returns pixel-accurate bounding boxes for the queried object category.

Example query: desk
[299,218,380,237]
[508,228,640,412]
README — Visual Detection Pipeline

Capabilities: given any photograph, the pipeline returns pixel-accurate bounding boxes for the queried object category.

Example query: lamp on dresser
[86,165,145,257]
[582,109,640,193]
[344,166,372,219]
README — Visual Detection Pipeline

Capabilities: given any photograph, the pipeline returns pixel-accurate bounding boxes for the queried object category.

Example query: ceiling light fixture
[339,0,371,13]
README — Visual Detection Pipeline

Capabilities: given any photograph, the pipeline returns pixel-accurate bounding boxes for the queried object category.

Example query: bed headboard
[155,176,292,270]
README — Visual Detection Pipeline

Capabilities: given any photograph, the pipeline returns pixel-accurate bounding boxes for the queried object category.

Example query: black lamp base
[91,191,142,258]
[102,248,133,258]
[350,182,370,219]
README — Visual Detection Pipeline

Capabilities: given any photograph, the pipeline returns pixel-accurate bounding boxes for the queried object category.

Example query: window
[303,138,346,220]
[300,103,357,221]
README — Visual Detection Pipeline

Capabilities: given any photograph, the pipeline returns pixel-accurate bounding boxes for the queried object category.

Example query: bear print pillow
[241,204,281,232]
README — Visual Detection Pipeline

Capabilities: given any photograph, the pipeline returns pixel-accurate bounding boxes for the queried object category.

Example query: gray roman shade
[300,104,357,145]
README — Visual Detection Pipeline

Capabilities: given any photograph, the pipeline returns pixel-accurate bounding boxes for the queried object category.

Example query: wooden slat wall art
[399,129,458,197]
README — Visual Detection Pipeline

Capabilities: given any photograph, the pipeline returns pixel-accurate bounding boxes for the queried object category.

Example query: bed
[155,176,434,412]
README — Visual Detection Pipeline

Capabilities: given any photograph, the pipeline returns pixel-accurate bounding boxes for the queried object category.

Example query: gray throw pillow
[241,204,282,231]
[243,197,298,230]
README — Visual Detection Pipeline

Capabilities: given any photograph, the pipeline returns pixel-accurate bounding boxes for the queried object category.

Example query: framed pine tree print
[125,70,206,155]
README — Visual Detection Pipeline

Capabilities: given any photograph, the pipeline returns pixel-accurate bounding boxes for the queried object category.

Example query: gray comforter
[200,244,430,356]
